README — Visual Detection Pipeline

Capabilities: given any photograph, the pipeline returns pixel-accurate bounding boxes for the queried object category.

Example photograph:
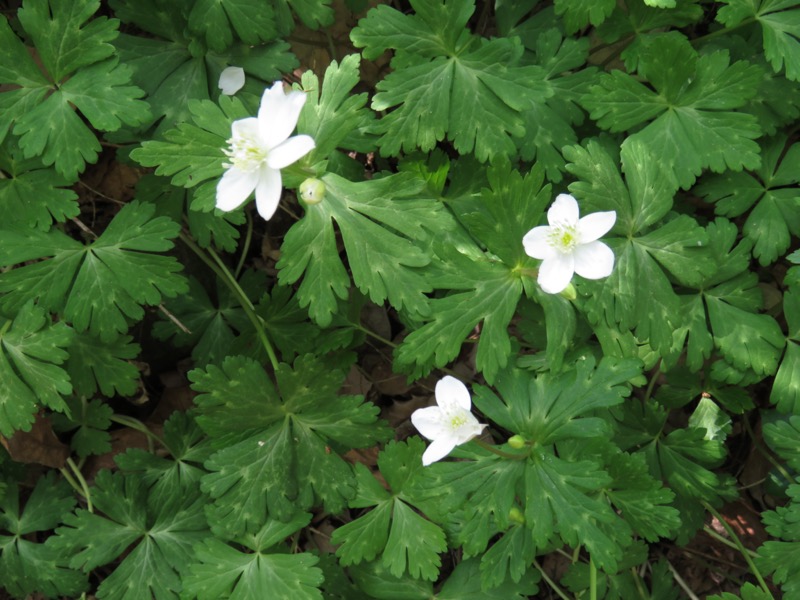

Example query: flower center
[449,413,468,429]
[548,225,580,253]
[223,131,268,173]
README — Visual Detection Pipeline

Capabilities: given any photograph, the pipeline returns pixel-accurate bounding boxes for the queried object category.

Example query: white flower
[218,66,245,95]
[216,81,316,220]
[522,194,616,294]
[411,376,486,466]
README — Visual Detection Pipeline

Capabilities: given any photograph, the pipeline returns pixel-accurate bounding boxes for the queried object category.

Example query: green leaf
[0,302,73,437]
[191,355,391,533]
[351,0,551,160]
[278,172,444,327]
[51,397,113,458]
[708,583,773,600]
[718,0,800,81]
[0,149,79,230]
[332,439,447,581]
[757,484,800,598]
[51,470,209,600]
[114,412,211,509]
[297,54,375,159]
[184,512,324,599]
[0,201,187,341]
[698,135,800,266]
[582,34,763,188]
[65,332,141,397]
[130,96,251,198]
[554,0,616,33]
[7,0,151,178]
[186,0,278,53]
[0,473,87,598]
[438,557,540,599]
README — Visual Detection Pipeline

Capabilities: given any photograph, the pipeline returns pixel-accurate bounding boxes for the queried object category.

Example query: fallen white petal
[573,241,615,280]
[216,167,259,211]
[266,134,316,170]
[219,66,245,95]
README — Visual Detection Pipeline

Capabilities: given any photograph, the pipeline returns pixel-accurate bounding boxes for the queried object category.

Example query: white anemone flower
[522,194,616,294]
[216,81,316,220]
[411,376,486,466]
[218,66,245,95]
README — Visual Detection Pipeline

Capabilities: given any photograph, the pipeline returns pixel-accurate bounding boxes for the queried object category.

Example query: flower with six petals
[216,81,315,220]
[411,376,486,466]
[522,194,616,294]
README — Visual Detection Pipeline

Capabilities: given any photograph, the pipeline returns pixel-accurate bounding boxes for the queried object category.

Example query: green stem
[471,438,529,460]
[643,362,661,403]
[66,458,93,513]
[180,231,280,371]
[533,559,574,600]
[111,415,167,452]
[702,525,760,559]
[703,502,774,598]
[59,467,86,500]
[234,211,253,280]
[589,559,597,600]
[690,17,757,46]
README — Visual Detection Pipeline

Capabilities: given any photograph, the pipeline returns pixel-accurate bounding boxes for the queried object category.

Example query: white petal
[411,406,448,440]
[573,241,615,280]
[231,117,261,139]
[435,376,472,412]
[538,253,575,294]
[422,437,457,466]
[547,194,579,227]
[219,66,245,95]
[577,211,616,243]
[258,81,307,149]
[216,167,258,212]
[522,226,556,260]
[251,166,283,220]
[266,135,316,169]
[453,417,486,445]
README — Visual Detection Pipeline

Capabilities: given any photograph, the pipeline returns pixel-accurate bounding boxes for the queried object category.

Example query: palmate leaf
[565,138,713,355]
[698,135,800,266]
[351,0,551,161]
[3,0,150,179]
[757,483,800,598]
[718,0,800,81]
[51,470,209,600]
[186,0,278,53]
[51,397,113,458]
[0,473,86,599]
[0,302,73,437]
[772,287,800,413]
[553,0,616,33]
[64,332,141,398]
[184,512,323,599]
[0,201,187,342]
[582,34,762,188]
[190,355,391,534]
[0,147,79,230]
[331,439,447,581]
[394,161,549,383]
[278,172,445,327]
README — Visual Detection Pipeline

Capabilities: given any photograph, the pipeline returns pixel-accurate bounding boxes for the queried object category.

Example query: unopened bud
[509,506,525,525]
[299,178,325,205]
[507,435,526,449]
[559,282,576,300]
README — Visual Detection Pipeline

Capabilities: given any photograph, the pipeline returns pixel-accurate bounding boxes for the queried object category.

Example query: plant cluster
[1,0,800,598]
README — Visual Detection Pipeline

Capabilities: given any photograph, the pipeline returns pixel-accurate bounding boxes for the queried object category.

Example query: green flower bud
[507,435,526,449]
[559,282,577,301]
[299,178,326,205]
[508,506,525,525]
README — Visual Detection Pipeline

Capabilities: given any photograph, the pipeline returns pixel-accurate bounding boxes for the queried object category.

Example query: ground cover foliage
[0,0,799,598]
